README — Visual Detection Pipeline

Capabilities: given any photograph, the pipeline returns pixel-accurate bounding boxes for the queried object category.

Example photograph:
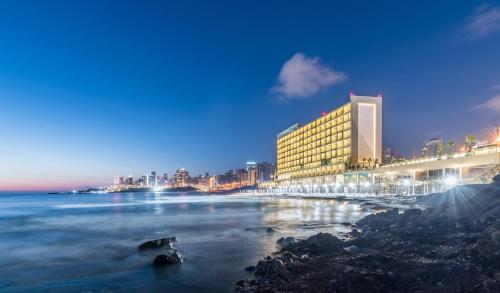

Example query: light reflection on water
[0,193,372,292]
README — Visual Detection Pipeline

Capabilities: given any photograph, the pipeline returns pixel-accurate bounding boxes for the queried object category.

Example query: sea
[0,192,375,292]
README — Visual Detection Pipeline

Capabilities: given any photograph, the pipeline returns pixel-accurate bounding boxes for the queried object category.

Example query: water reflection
[0,193,373,292]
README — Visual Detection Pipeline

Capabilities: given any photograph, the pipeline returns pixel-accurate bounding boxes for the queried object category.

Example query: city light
[402,179,411,186]
[445,176,457,186]
[362,181,370,187]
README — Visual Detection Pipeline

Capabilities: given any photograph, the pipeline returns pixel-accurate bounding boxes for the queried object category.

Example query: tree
[465,135,476,152]
[446,140,455,155]
[438,143,446,156]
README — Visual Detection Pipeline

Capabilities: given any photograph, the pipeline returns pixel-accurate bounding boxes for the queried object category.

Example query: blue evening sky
[0,0,499,190]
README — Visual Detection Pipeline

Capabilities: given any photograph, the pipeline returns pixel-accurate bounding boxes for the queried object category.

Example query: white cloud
[473,94,500,113]
[464,5,500,39]
[272,53,346,100]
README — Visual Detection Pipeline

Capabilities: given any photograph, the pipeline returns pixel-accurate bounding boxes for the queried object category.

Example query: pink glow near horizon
[0,177,110,192]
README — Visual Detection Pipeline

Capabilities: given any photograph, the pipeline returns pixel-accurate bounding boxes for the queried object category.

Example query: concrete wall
[350,95,382,164]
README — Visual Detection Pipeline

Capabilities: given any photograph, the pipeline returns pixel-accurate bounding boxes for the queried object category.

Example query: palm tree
[362,158,367,168]
[368,158,373,168]
[465,135,476,152]
[446,140,455,155]
[438,143,446,156]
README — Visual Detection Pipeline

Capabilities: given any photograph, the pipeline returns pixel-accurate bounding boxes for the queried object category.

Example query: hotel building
[276,94,382,183]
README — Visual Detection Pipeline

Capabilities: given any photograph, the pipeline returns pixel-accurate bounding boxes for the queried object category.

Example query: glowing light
[362,181,370,187]
[402,179,411,186]
[348,182,355,188]
[335,182,341,188]
[445,176,457,186]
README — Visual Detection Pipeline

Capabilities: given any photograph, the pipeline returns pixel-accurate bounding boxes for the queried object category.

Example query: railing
[380,145,499,168]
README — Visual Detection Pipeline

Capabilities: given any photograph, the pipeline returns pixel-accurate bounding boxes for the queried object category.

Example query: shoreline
[236,181,500,292]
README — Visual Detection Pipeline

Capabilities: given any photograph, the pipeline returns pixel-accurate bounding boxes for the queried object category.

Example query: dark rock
[235,279,248,287]
[239,182,500,292]
[152,251,183,267]
[302,232,343,254]
[266,227,276,233]
[477,227,500,268]
[344,245,360,253]
[244,265,256,271]
[139,237,176,251]
[402,208,422,217]
[255,258,289,280]
[281,251,301,264]
[277,237,296,250]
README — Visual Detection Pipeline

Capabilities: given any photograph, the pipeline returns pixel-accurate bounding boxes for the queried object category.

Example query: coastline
[236,180,500,292]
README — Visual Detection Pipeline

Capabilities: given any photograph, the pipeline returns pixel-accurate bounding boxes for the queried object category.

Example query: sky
[0,0,499,191]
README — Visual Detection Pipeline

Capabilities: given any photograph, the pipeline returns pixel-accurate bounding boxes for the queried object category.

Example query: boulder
[255,258,288,280]
[356,208,400,229]
[139,236,176,251]
[281,251,301,264]
[277,237,296,250]
[153,250,183,267]
[303,232,343,253]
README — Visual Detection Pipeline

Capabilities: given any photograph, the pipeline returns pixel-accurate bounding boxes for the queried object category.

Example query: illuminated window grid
[276,104,352,179]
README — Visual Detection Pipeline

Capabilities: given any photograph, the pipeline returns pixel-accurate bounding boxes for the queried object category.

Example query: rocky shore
[236,179,500,292]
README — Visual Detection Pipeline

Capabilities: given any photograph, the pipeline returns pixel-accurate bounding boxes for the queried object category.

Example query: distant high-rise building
[234,168,248,186]
[248,169,257,186]
[113,176,124,186]
[256,162,276,181]
[162,173,169,185]
[246,161,257,186]
[149,171,157,187]
[382,147,393,165]
[126,175,134,185]
[209,175,218,190]
[173,169,190,187]
[422,138,443,157]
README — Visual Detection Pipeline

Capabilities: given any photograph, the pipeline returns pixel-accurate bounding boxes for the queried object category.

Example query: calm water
[0,192,372,292]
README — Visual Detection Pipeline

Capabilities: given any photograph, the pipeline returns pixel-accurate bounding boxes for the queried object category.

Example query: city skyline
[1,1,500,191]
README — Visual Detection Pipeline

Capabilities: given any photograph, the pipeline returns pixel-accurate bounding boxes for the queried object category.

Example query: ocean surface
[0,192,374,292]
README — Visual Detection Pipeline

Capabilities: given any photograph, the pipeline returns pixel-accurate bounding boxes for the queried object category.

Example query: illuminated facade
[276,95,382,181]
